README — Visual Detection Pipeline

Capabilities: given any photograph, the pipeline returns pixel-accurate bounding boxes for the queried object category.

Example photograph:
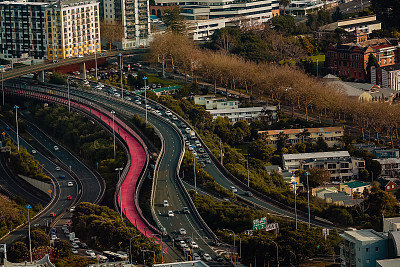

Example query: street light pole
[152,234,163,263]
[14,105,19,151]
[94,39,98,81]
[143,76,148,124]
[111,110,116,159]
[1,65,4,106]
[271,241,279,267]
[24,204,32,263]
[223,229,235,264]
[305,171,311,229]
[119,54,123,99]
[246,159,249,187]
[130,235,140,264]
[291,180,298,230]
[67,77,71,112]
[116,167,123,219]
[193,151,197,193]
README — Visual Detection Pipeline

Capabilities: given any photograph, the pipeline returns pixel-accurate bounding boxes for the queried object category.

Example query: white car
[55,166,61,171]
[165,111,172,116]
[172,115,178,120]
[124,96,131,101]
[71,249,78,254]
[135,100,142,105]
[53,146,59,151]
[72,243,79,249]
[31,149,37,154]
[179,241,186,248]
[168,210,174,217]
[193,253,201,260]
[179,228,186,235]
[163,200,169,207]
[230,185,237,193]
[67,182,73,187]
[203,253,212,261]
[190,241,198,249]
[86,250,95,256]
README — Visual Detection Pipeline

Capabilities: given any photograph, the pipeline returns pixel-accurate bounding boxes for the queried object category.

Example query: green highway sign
[253,217,267,230]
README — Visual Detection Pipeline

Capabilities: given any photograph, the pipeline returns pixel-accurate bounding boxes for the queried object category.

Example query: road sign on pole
[253,217,267,230]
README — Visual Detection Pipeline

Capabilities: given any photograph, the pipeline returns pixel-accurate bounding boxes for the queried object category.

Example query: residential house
[259,127,344,148]
[312,186,338,199]
[323,75,397,102]
[340,180,370,196]
[282,151,365,181]
[324,191,362,207]
[286,0,338,16]
[373,158,400,178]
[376,178,397,192]
[193,95,239,110]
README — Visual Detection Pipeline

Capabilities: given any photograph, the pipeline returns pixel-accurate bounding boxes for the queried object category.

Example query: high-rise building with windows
[153,0,280,40]
[102,0,150,49]
[46,0,101,60]
[0,1,48,59]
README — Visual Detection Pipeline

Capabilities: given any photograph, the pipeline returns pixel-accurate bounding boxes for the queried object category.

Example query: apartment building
[154,0,280,41]
[373,158,400,178]
[46,0,101,60]
[325,37,400,81]
[259,127,344,148]
[193,95,239,110]
[282,151,365,181]
[286,0,338,16]
[209,106,277,124]
[320,15,381,34]
[0,1,48,59]
[103,0,150,48]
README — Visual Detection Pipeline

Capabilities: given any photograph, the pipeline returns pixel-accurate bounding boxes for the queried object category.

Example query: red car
[67,195,72,200]
[49,212,56,217]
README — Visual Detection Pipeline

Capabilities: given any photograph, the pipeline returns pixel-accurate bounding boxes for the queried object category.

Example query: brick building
[325,36,400,81]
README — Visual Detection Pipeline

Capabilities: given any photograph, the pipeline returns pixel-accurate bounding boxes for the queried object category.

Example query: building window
[375,247,379,251]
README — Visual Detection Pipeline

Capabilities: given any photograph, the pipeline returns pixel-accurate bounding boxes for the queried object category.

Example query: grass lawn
[308,54,325,64]
[146,73,183,87]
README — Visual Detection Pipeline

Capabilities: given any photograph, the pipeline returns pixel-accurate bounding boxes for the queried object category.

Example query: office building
[45,0,101,60]
[282,151,365,181]
[102,0,150,48]
[286,0,338,16]
[259,127,344,148]
[153,0,280,40]
[320,15,381,34]
[0,1,48,59]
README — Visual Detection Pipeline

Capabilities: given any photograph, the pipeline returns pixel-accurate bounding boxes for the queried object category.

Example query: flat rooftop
[283,151,350,161]
[343,229,387,242]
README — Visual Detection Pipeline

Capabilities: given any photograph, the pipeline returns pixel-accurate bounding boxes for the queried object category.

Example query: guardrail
[5,83,164,234]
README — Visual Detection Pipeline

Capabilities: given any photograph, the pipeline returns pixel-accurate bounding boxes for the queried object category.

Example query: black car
[80,242,88,249]
[215,254,224,262]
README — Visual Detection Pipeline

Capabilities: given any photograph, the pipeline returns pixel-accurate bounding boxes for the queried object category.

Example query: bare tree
[100,20,124,51]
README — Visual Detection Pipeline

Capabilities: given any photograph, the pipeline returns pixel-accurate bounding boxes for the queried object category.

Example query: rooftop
[376,258,400,267]
[374,158,400,164]
[342,229,387,243]
[283,151,350,161]
[385,217,400,224]
[343,180,370,189]
[259,126,343,136]
[208,106,276,114]
[154,261,209,267]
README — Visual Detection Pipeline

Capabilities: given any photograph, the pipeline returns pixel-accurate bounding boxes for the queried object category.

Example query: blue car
[59,175,66,179]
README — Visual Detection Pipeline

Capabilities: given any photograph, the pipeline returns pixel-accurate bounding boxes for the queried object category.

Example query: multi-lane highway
[3,78,336,260]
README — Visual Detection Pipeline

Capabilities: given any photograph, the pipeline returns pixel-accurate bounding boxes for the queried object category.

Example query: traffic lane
[0,123,76,217]
[24,122,100,203]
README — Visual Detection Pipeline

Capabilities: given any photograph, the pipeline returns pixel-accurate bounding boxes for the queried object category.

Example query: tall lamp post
[223,229,235,264]
[111,110,116,159]
[143,76,148,124]
[240,158,250,187]
[1,65,4,106]
[14,105,19,151]
[291,180,298,230]
[129,234,140,264]
[24,204,33,263]
[305,171,311,229]
[116,167,124,219]
[152,234,163,263]
[119,53,123,99]
[67,77,71,112]
[271,241,279,267]
[193,150,197,193]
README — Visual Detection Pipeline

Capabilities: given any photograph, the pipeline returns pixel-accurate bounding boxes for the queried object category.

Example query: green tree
[332,7,343,22]
[279,0,291,15]
[302,168,331,188]
[271,15,296,34]
[28,229,50,248]
[9,241,28,262]
[248,140,276,161]
[359,169,370,181]
[49,72,67,85]
[54,240,72,258]
[163,7,186,34]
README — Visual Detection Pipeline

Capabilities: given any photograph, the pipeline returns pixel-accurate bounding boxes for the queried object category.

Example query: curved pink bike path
[78,105,150,236]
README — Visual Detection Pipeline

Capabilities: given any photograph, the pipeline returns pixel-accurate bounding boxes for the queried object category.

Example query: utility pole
[305,171,311,229]
[14,105,20,151]
[143,76,148,124]
[24,205,32,263]
[111,110,116,158]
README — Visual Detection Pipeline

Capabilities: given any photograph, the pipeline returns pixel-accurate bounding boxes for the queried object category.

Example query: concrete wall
[18,175,53,198]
